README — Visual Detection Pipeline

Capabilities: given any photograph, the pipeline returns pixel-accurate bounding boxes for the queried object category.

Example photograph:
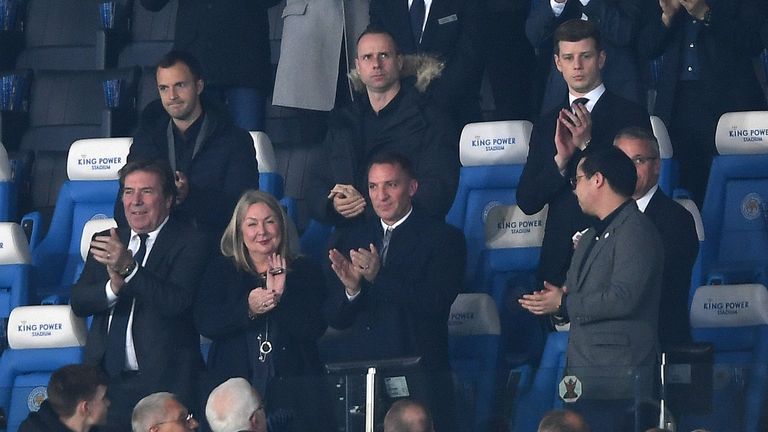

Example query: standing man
[526,0,645,114]
[369,0,484,127]
[565,147,663,432]
[19,364,110,432]
[517,19,650,293]
[127,51,259,241]
[639,0,767,206]
[325,152,466,432]
[614,127,699,349]
[139,0,280,131]
[306,27,459,225]
[72,160,209,431]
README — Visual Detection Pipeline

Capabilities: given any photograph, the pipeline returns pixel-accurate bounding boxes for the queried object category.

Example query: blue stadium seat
[299,219,334,265]
[23,138,130,303]
[0,223,31,345]
[650,115,678,195]
[0,305,86,432]
[448,293,501,432]
[699,111,768,286]
[510,331,568,432]
[679,284,768,432]
[673,198,706,308]
[445,120,535,290]
[249,131,284,199]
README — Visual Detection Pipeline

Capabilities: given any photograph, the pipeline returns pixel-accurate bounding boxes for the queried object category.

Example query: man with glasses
[517,19,651,303]
[132,393,198,432]
[205,378,266,432]
[559,147,663,432]
[615,127,699,350]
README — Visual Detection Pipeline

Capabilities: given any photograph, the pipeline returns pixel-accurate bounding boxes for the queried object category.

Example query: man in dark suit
[615,127,699,350]
[526,0,646,114]
[126,51,259,243]
[565,147,663,432]
[517,19,651,292]
[638,0,767,206]
[72,160,209,431]
[369,0,484,127]
[325,152,466,432]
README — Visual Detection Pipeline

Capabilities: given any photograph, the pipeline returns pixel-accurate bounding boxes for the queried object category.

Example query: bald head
[383,400,434,432]
[205,378,265,432]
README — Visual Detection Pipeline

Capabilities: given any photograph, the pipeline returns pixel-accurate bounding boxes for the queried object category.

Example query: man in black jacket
[19,364,109,432]
[306,26,459,226]
[125,51,259,242]
[139,0,280,130]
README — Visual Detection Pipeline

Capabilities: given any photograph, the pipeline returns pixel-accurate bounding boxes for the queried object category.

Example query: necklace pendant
[259,340,273,362]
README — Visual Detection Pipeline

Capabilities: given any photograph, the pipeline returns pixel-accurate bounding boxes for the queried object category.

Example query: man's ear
[196,78,205,96]
[598,50,606,70]
[554,54,562,73]
[78,399,90,417]
[408,179,418,197]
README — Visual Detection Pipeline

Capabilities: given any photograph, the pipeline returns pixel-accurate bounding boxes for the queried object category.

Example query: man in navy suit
[72,160,209,432]
[517,19,650,294]
[614,127,699,350]
[369,0,484,127]
[325,152,466,432]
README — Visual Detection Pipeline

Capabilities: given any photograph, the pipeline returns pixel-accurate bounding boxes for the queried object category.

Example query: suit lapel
[574,204,635,289]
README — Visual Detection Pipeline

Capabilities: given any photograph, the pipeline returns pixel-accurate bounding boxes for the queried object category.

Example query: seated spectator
[19,364,109,432]
[538,409,590,432]
[383,400,434,432]
[125,50,259,242]
[131,393,198,432]
[195,190,328,432]
[205,378,266,432]
[325,152,466,432]
[306,26,459,226]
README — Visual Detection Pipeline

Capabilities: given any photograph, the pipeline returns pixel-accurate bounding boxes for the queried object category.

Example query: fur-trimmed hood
[348,53,444,93]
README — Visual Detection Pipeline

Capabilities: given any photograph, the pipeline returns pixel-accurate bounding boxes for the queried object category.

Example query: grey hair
[132,392,177,432]
[206,378,262,432]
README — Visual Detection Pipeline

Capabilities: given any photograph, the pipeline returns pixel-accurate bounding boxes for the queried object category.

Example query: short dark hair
[538,409,590,432]
[367,151,417,180]
[157,50,204,81]
[47,364,107,418]
[357,25,401,55]
[614,127,660,158]
[118,159,177,202]
[554,19,603,54]
[579,146,637,198]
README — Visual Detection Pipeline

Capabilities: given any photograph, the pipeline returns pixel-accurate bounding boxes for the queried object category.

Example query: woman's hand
[266,252,287,301]
[248,287,279,317]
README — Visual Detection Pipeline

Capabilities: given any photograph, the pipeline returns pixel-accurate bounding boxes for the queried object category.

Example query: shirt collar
[569,83,606,112]
[635,184,659,213]
[380,206,413,232]
[130,216,170,243]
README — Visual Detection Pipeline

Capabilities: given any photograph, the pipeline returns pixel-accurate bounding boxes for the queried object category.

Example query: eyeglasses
[630,156,658,165]
[570,174,586,190]
[152,413,196,429]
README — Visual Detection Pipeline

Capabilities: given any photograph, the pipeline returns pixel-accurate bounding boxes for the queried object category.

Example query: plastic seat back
[249,131,284,199]
[650,115,678,195]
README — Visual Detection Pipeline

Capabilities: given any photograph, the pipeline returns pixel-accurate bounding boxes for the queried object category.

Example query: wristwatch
[118,260,137,278]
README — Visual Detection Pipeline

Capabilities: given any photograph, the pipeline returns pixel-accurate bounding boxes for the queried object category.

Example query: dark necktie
[380,227,393,266]
[410,0,426,46]
[104,233,148,376]
[571,97,589,111]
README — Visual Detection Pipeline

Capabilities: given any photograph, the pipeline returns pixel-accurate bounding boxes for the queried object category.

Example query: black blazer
[195,254,327,385]
[644,188,699,349]
[369,0,484,123]
[638,0,767,123]
[71,218,209,405]
[140,0,281,91]
[517,90,650,286]
[324,210,466,371]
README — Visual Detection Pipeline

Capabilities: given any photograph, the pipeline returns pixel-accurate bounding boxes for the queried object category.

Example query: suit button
[365,326,371,331]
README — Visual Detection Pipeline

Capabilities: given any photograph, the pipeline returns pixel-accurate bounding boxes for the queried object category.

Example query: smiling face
[368,162,418,225]
[355,32,403,95]
[241,202,282,261]
[122,170,172,234]
[156,62,204,126]
[555,38,605,96]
